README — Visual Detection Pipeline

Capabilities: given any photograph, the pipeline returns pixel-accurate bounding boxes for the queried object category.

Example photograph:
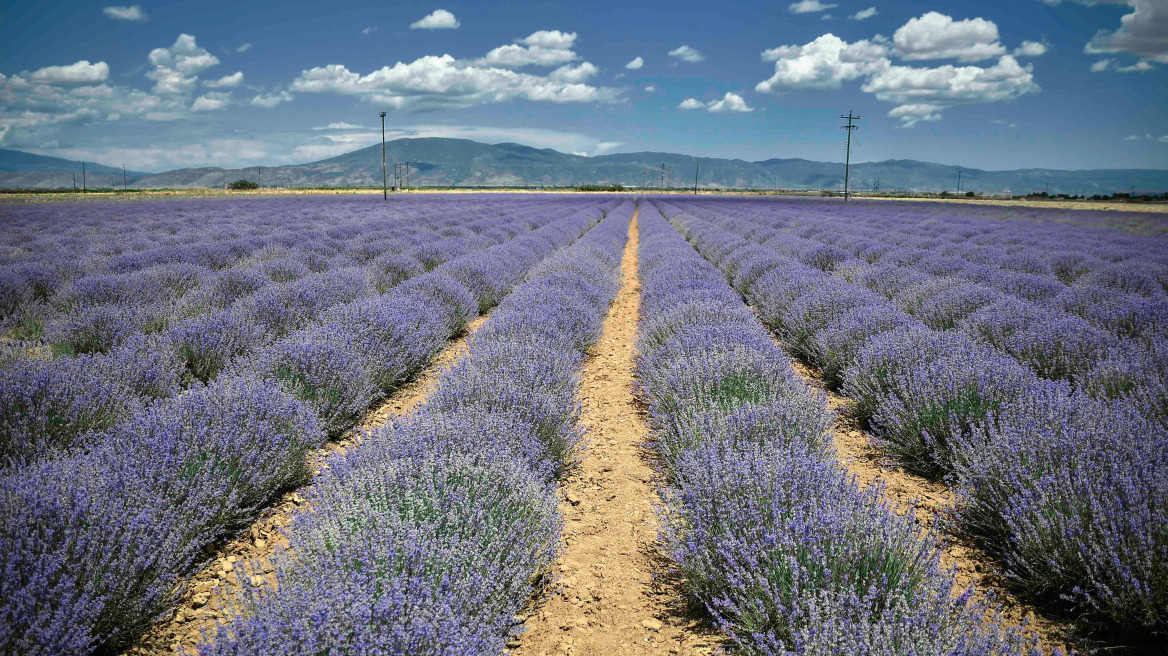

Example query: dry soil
[512,211,723,656]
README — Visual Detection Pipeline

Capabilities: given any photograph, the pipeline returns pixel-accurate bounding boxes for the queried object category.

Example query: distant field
[1,194,1163,655]
[4,185,1168,215]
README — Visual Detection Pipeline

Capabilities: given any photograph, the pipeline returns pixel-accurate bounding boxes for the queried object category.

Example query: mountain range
[2,138,1165,195]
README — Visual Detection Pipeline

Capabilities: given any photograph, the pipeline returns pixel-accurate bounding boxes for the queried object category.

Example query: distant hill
[0,150,145,190]
[2,140,1165,195]
[0,150,142,176]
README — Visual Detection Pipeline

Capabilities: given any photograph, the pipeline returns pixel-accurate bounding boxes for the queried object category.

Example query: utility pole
[658,163,672,191]
[82,163,86,193]
[840,110,860,201]
[693,158,699,195]
[379,111,387,199]
[957,169,962,193]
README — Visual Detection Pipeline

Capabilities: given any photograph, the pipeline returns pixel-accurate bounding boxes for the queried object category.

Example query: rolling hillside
[2,140,1165,195]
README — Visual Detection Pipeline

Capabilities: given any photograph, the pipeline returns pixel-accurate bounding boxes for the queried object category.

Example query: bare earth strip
[125,314,489,656]
[512,211,722,656]
[785,357,1081,655]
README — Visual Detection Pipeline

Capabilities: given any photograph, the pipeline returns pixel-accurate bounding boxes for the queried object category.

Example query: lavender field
[0,194,1164,655]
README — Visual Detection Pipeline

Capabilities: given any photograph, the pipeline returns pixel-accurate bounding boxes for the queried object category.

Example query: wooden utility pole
[840,111,860,201]
[693,158,699,194]
[379,111,387,199]
[81,163,86,193]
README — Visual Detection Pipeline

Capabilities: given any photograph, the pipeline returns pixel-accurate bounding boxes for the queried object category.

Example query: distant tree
[965,191,975,197]
[577,183,625,192]
[228,179,259,190]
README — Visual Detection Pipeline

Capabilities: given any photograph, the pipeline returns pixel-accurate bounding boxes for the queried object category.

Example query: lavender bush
[0,379,323,655]
[637,202,1030,654]
[655,195,1167,640]
[200,199,633,654]
[201,451,560,656]
[0,195,624,654]
[957,384,1168,633]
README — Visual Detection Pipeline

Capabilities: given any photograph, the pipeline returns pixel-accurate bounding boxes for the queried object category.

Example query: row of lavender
[0,196,602,467]
[713,198,1168,301]
[0,197,619,655]
[673,198,1167,411]
[634,202,1036,654]
[657,198,1166,637]
[0,196,581,354]
[200,200,634,655]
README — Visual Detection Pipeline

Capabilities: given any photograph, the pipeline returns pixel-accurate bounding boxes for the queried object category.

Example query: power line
[840,111,860,201]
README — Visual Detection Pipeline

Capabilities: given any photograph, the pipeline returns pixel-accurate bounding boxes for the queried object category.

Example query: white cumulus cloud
[1014,41,1048,56]
[551,62,599,83]
[1084,0,1168,66]
[482,30,579,67]
[147,34,220,94]
[757,34,889,91]
[894,12,1006,61]
[312,122,368,130]
[102,5,146,21]
[1122,133,1168,142]
[668,45,705,62]
[864,55,1039,125]
[1117,58,1155,71]
[29,61,110,84]
[678,93,753,112]
[205,72,243,88]
[410,9,460,30]
[626,56,644,69]
[708,91,754,112]
[250,90,293,107]
[191,92,230,112]
[888,103,943,125]
[789,0,837,13]
[850,7,878,20]
[755,24,1039,126]
[290,34,621,112]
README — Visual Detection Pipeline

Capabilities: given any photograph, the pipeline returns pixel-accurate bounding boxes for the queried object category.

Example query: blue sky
[1,0,1165,172]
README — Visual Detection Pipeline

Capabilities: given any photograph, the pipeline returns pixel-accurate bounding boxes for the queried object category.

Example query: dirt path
[125,315,488,656]
[512,211,721,656]
[785,358,1080,654]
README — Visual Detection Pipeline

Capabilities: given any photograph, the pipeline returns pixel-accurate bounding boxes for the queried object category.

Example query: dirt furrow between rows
[512,211,721,656]
[125,314,489,656]
[784,355,1081,655]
